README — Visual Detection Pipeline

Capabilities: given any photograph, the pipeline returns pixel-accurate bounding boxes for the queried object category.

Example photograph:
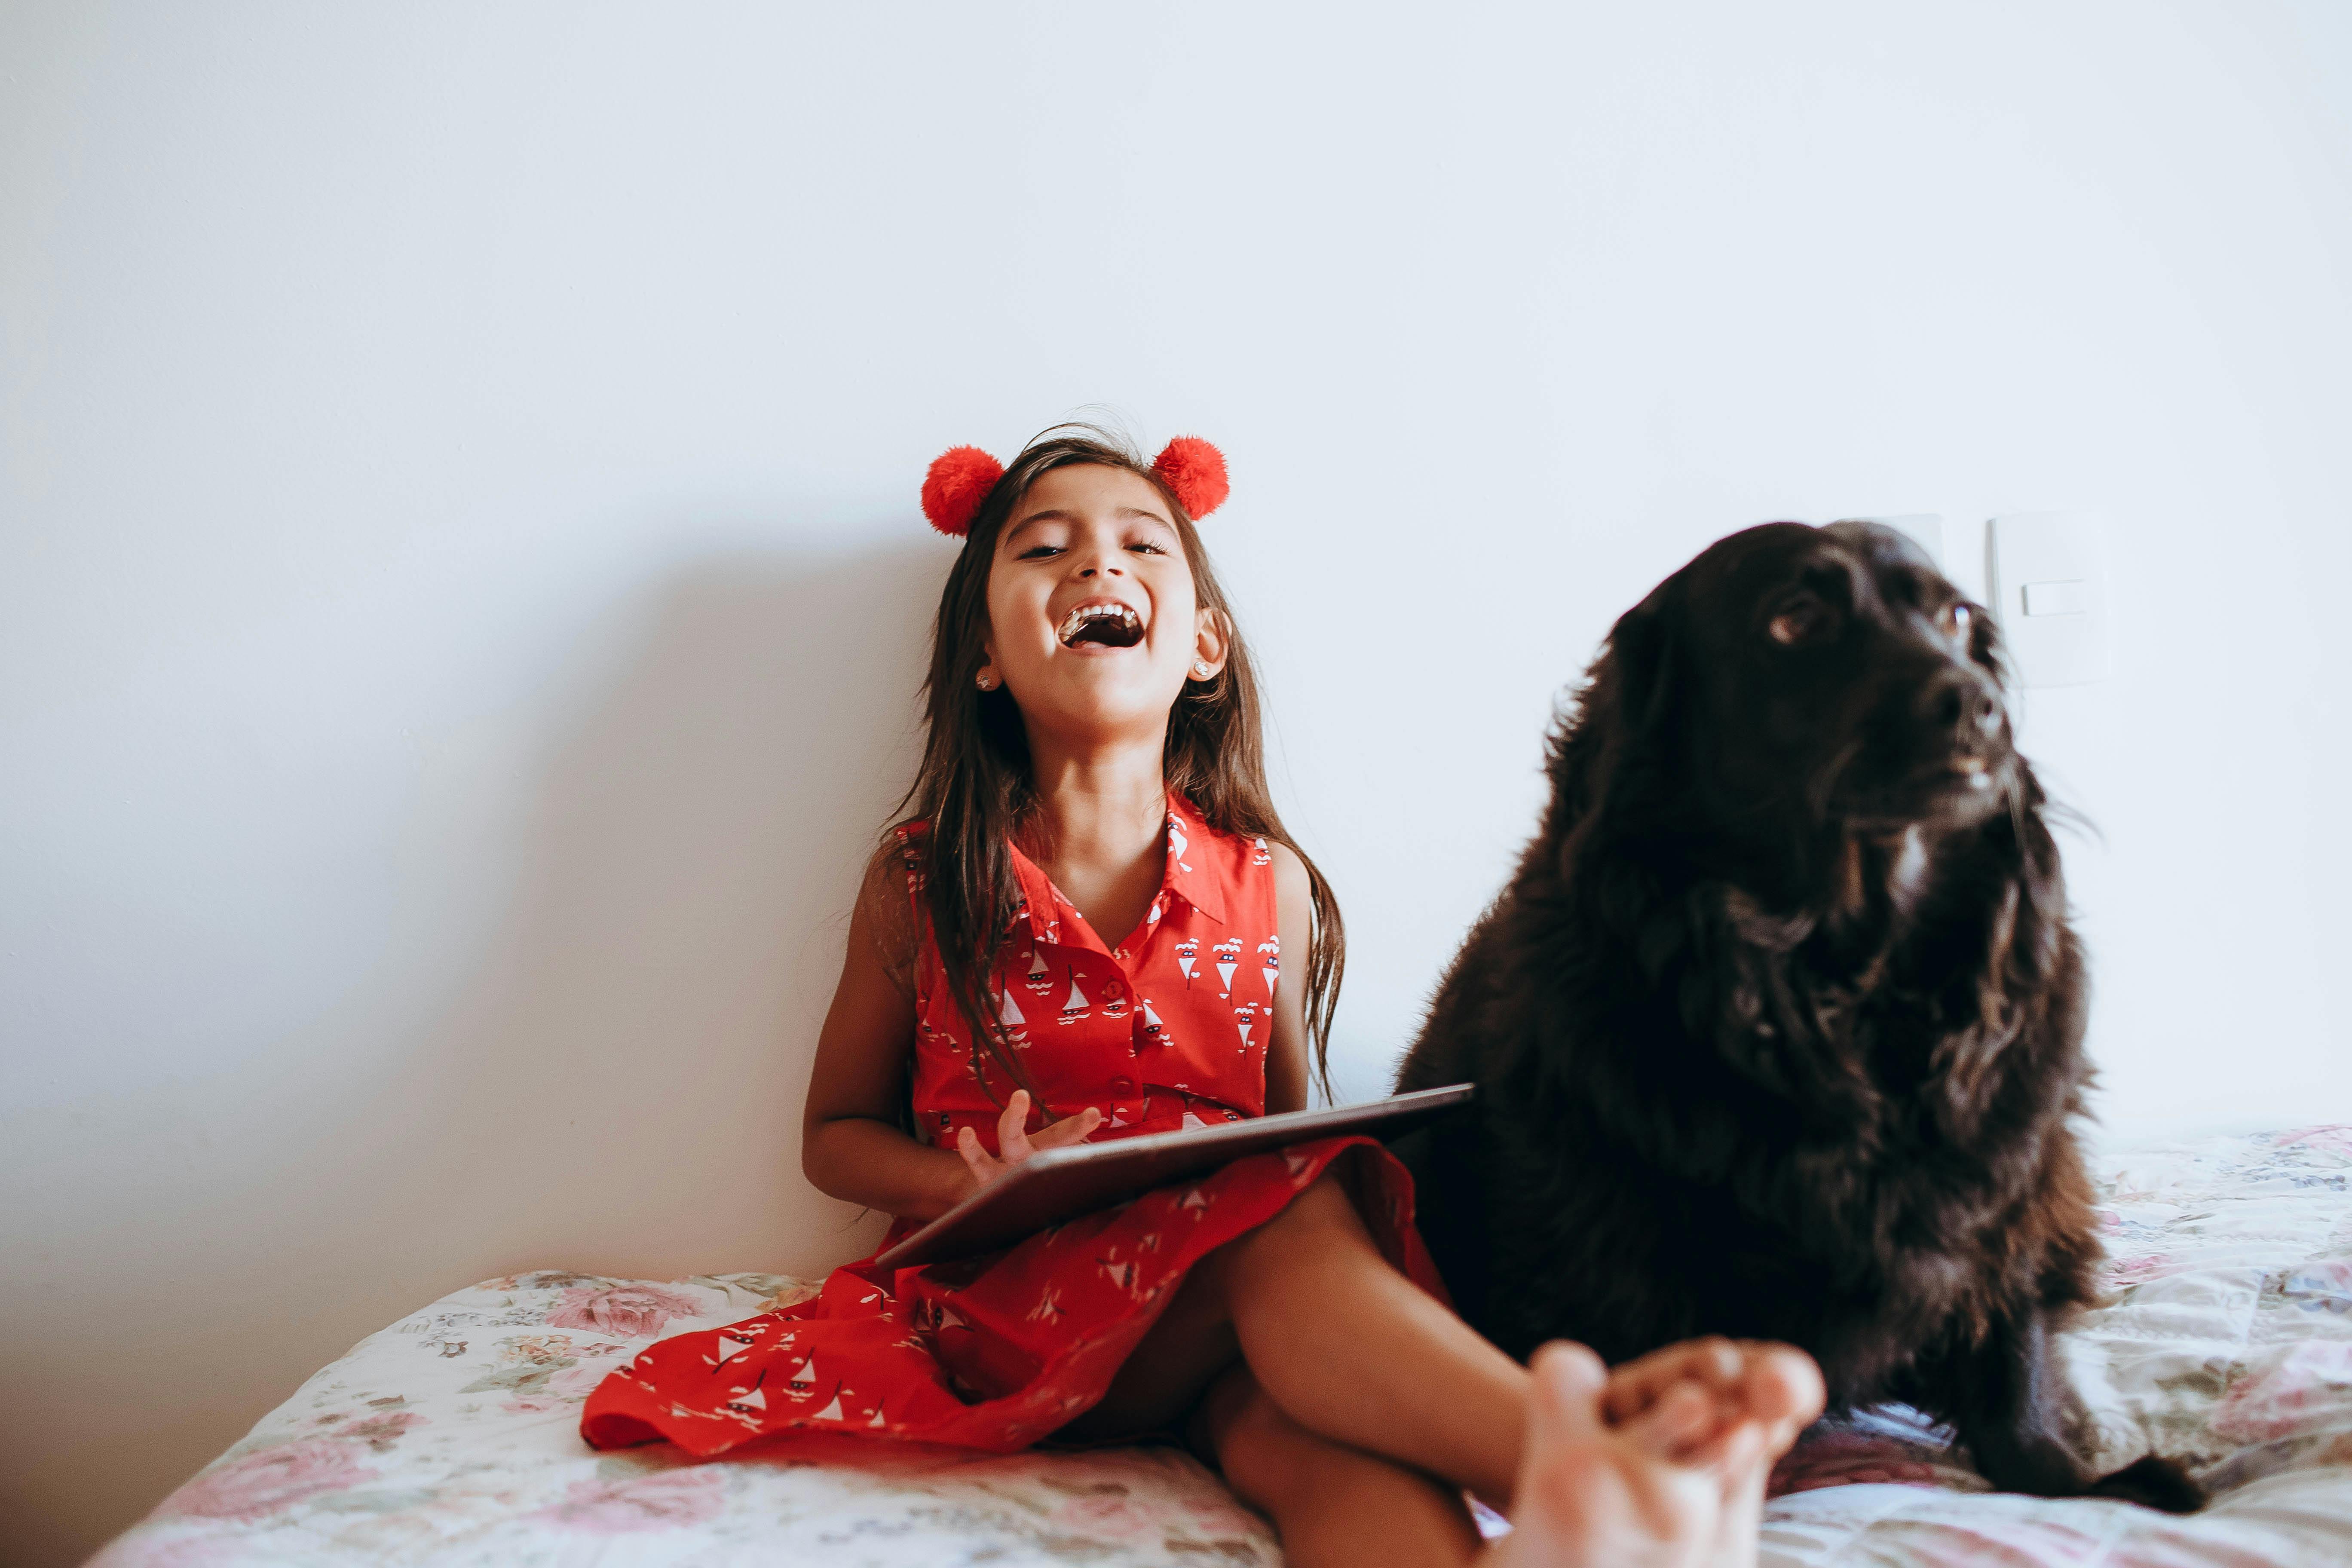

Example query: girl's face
[980,463,1226,745]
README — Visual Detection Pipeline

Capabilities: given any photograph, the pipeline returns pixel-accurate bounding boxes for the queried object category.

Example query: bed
[96,1127,2352,1566]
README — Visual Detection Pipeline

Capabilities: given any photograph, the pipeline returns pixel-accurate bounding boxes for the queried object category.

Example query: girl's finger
[997,1092,1033,1162]
[1029,1108,1103,1149]
[955,1125,998,1182]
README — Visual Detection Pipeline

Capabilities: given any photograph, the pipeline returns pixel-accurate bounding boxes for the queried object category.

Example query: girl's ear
[1190,608,1231,677]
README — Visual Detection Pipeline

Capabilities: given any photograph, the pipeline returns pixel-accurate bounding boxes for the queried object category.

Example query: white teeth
[1057,603,1142,644]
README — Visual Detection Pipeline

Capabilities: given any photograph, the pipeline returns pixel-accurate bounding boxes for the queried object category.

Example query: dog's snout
[1924,670,2003,741]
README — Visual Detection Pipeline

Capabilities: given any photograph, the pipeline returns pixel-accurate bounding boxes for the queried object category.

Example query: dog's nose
[1926,672,2003,739]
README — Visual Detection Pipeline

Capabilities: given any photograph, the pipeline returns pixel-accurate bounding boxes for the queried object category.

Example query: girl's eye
[1126,541,1168,556]
[1016,543,1065,560]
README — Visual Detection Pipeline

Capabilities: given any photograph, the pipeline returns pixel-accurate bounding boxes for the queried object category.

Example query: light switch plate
[1987,512,2112,687]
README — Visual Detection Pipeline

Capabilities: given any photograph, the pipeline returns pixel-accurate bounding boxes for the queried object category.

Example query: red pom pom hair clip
[1151,436,1229,521]
[919,438,1229,538]
[920,446,1006,538]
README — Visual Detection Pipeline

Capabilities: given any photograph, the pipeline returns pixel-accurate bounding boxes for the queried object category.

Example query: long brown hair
[897,425,1346,1108]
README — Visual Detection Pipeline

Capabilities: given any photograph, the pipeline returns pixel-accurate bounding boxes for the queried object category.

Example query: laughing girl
[582,426,1822,1566]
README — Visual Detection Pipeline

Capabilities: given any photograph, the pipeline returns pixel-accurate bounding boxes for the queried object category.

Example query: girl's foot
[1488,1340,1823,1568]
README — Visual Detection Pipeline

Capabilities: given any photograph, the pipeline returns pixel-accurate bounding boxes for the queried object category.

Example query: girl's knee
[1198,1368,1322,1503]
[1248,1169,1370,1253]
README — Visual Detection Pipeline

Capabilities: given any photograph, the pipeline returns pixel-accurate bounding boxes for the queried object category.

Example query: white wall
[5,2,2347,1560]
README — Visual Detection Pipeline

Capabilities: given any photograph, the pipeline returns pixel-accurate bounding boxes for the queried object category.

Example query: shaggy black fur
[1395,522,2201,1511]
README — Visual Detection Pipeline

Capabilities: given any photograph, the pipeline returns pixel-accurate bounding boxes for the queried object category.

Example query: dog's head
[1574,522,2015,864]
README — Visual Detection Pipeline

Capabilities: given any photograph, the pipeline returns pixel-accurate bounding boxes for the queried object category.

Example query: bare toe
[1740,1344,1825,1449]
[1620,1381,1718,1457]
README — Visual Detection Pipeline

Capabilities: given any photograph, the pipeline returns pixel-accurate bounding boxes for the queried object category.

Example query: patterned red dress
[581,796,1443,1456]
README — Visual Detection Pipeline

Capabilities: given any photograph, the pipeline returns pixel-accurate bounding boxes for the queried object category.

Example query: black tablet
[871,1083,1475,1271]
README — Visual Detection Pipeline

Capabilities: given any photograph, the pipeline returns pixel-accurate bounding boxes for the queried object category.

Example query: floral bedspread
[97,1127,2352,1567]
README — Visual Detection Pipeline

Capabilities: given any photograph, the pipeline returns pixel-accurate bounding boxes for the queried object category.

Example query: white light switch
[1987,513,2112,687]
[2021,579,2090,617]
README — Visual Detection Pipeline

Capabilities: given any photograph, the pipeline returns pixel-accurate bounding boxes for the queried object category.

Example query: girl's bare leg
[1200,1343,1824,1568]
[1069,1162,1823,1563]
[1195,1365,1484,1568]
[1218,1167,1531,1503]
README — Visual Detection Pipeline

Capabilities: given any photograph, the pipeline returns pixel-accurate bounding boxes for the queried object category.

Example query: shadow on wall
[7,537,946,1568]
[394,538,945,1283]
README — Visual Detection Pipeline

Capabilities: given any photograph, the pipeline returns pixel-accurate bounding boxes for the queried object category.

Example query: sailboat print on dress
[1057,970,1090,1025]
[1213,939,1242,997]
[1252,835,1271,867]
[573,801,1456,1462]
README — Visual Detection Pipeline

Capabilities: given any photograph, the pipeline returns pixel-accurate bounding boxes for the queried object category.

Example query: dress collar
[1005,792,1226,949]
[1157,794,1226,924]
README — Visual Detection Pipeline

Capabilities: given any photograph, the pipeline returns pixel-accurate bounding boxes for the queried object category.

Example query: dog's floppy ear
[1600,581,1687,769]
[1548,584,1683,835]
[1966,595,2012,689]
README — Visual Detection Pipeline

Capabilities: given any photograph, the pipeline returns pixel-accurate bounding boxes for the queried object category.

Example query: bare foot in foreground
[1487,1339,1825,1568]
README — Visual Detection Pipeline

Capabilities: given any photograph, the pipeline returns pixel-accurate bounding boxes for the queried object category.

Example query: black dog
[1395,521,2200,1511]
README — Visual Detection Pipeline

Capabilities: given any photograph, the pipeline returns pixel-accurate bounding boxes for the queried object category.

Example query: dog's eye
[1768,594,1835,646]
[1940,602,1974,639]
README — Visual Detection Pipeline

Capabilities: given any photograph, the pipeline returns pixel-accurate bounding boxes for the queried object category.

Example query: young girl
[582,428,1824,1565]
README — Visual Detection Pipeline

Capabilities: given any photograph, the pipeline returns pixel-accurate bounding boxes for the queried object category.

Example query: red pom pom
[1152,437,1229,521]
[921,446,1005,537]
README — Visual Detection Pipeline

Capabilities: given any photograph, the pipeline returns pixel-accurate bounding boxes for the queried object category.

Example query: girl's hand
[954,1090,1104,1192]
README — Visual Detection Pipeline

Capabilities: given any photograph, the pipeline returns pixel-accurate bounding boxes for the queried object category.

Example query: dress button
[1110,1075,1136,1094]
[1104,981,1123,998]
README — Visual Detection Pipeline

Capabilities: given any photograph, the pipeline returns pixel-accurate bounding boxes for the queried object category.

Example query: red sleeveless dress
[580,796,1443,1456]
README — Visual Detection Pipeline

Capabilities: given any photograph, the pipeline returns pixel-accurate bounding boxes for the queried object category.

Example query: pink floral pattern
[92,1127,2352,1566]
[156,1439,377,1522]
[544,1284,710,1339]
[533,1466,727,1532]
[2103,1251,2181,1289]
[2275,1125,2352,1159]
[2212,1341,2352,1443]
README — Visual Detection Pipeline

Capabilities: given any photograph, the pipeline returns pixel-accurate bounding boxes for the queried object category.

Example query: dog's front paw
[2088,1453,2205,1513]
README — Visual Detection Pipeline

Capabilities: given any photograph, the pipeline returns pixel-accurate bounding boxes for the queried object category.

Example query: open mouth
[1057,601,1145,649]
[1943,755,1997,792]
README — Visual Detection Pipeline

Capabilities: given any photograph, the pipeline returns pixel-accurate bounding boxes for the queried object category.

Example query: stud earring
[975,673,997,692]
[1191,660,1213,678]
